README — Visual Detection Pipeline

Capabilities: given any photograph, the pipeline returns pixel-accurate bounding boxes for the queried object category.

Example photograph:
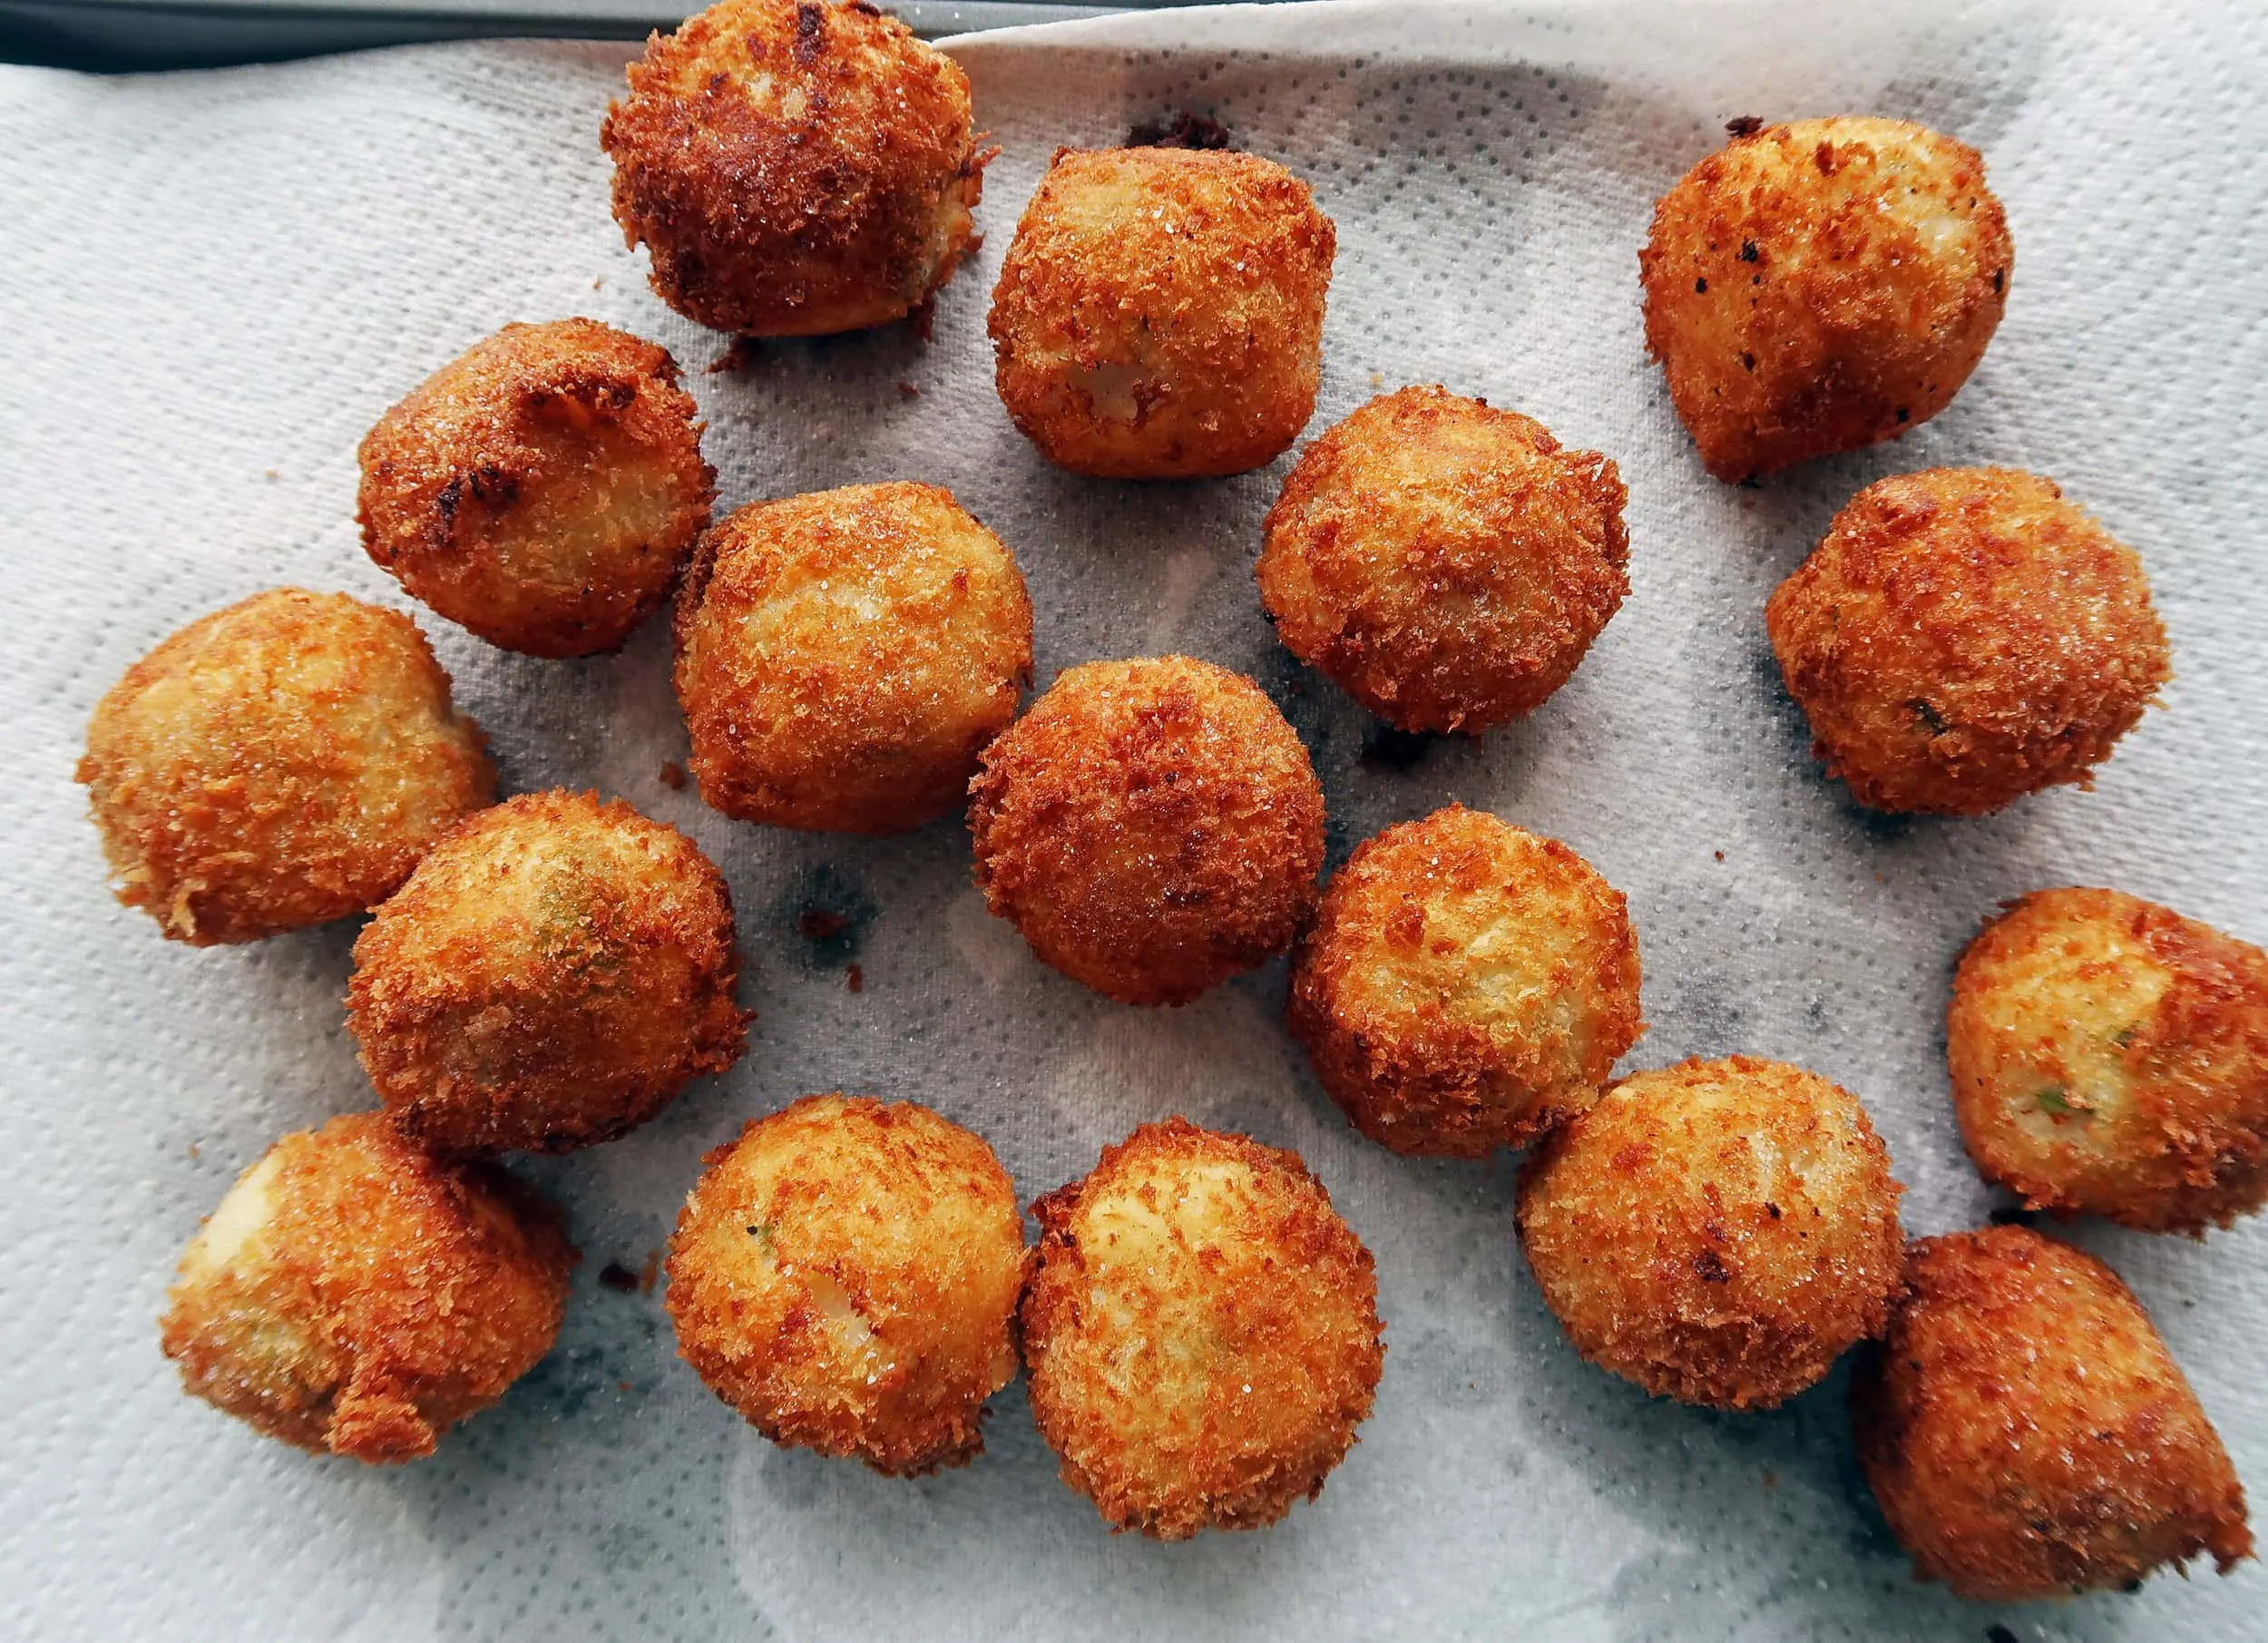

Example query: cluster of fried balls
[77,0,2264,1596]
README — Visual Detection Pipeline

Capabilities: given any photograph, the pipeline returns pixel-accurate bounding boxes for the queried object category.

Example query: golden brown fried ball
[1022,1120,1383,1539]
[78,589,493,945]
[1852,1226,2252,1599]
[357,319,714,658]
[1289,805,1642,1158]
[1948,888,2268,1234]
[1257,387,1629,733]
[1766,467,2170,816]
[348,790,748,1154]
[673,482,1033,835]
[989,146,1335,478]
[1517,1056,1904,1409]
[968,656,1325,1006]
[601,0,988,337]
[1639,116,2011,481]
[160,1112,573,1462]
[665,1095,1026,1475]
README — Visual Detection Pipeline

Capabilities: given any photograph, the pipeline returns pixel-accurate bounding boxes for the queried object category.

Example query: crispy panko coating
[357,319,714,658]
[665,1095,1027,1475]
[1022,1120,1383,1539]
[1290,806,1642,1158]
[1948,888,2268,1234]
[1852,1226,2252,1599]
[1257,387,1629,733]
[1639,116,2010,481]
[601,0,988,336]
[989,146,1335,478]
[160,1112,572,1462]
[1766,467,2169,816]
[78,589,493,945]
[967,655,1325,1006]
[1517,1056,1904,1409]
[673,482,1033,835]
[348,790,748,1154]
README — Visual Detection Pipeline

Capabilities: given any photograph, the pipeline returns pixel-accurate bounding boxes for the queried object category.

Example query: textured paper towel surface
[3,1,2266,1637]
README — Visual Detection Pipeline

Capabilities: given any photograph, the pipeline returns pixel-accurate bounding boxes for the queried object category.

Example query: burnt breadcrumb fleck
[1125,111,1233,151]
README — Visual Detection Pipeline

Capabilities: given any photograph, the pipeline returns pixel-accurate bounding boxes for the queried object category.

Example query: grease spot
[781,866,875,969]
[1360,725,1438,772]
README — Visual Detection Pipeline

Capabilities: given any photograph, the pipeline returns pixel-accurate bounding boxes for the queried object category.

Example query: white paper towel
[3,2,2266,1637]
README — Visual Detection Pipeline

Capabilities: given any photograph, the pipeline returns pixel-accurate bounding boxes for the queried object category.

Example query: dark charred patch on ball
[793,3,825,64]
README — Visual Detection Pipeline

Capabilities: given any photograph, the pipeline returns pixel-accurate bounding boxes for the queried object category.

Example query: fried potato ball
[1288,805,1642,1158]
[78,589,494,945]
[1639,116,2011,481]
[968,655,1325,1006]
[1022,1120,1383,1539]
[1766,467,2170,816]
[347,790,748,1154]
[1852,1226,2252,1599]
[357,319,714,658]
[1947,888,2268,1234]
[601,0,988,337]
[160,1112,573,1462]
[1257,387,1630,733]
[1517,1056,1904,1409]
[665,1095,1027,1475]
[988,146,1335,478]
[673,482,1033,835]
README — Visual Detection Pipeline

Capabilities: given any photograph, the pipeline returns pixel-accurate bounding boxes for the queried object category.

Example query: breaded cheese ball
[1257,387,1630,733]
[1289,805,1642,1158]
[1948,888,2268,1234]
[1639,116,2011,481]
[1852,1226,2252,1599]
[1517,1056,1904,1409]
[968,656,1325,1006]
[357,319,714,658]
[1022,1120,1383,1539]
[665,1095,1027,1475]
[601,0,988,336]
[989,146,1335,478]
[1767,467,2169,816]
[348,790,748,1154]
[160,1112,572,1462]
[674,483,1033,835]
[78,589,493,945]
